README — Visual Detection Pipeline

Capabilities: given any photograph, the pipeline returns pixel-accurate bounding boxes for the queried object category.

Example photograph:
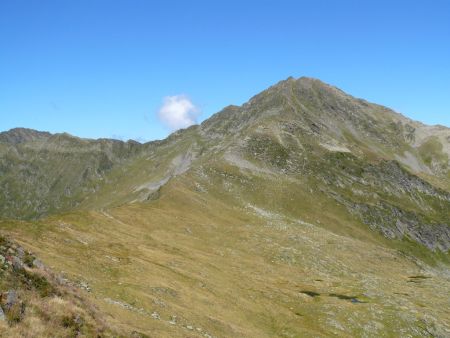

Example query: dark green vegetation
[0,77,449,337]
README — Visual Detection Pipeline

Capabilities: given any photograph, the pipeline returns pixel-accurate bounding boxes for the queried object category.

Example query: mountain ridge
[1,77,449,245]
[3,78,449,143]
[1,76,449,337]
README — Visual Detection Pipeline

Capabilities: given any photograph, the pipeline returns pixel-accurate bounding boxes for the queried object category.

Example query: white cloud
[157,95,200,131]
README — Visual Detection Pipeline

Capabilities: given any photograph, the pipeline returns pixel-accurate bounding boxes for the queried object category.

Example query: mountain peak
[0,127,52,144]
[202,76,381,139]
[273,75,337,89]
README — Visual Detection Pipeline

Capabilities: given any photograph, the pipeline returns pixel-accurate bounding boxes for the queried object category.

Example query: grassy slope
[0,77,449,336]
[0,134,146,219]
[1,164,449,337]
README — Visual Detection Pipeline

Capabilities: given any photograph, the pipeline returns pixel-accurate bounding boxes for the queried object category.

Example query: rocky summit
[0,77,449,337]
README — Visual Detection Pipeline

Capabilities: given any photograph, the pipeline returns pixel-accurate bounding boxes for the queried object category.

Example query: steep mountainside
[1,77,449,337]
[0,130,145,218]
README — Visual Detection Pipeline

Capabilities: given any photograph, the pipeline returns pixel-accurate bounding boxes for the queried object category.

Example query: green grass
[418,137,448,167]
[2,170,449,337]
[1,77,449,337]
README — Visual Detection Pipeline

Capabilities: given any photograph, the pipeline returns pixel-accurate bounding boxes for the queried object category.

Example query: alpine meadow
[1,1,450,337]
[0,77,449,337]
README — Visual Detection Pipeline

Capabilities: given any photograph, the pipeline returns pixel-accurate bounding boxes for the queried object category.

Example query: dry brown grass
[0,238,123,337]
[2,176,449,337]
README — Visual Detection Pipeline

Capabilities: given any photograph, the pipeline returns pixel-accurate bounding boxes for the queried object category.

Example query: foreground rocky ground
[0,235,125,337]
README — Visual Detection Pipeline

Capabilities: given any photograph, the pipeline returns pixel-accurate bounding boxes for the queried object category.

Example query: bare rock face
[350,202,450,251]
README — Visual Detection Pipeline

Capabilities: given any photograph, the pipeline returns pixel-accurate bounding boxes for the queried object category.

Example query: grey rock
[350,201,450,251]
[74,314,83,326]
[80,281,91,292]
[5,290,17,310]
[56,275,68,285]
[33,258,44,269]
[169,315,177,325]
[11,256,23,271]
[16,247,24,259]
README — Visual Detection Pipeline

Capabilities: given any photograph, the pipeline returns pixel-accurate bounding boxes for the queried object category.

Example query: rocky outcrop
[349,202,450,251]
[0,235,121,335]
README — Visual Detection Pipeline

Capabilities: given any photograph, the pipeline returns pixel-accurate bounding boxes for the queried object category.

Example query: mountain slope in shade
[0,77,449,337]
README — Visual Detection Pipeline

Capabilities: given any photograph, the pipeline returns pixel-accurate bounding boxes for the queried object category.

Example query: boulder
[33,259,44,269]
[5,290,18,311]
[16,247,24,259]
[0,306,5,321]
[11,256,23,271]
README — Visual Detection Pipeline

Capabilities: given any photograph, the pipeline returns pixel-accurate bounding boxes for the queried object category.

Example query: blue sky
[1,0,449,141]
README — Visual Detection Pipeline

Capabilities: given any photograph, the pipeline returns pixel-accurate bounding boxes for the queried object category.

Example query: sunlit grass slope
[1,77,449,337]
[2,168,449,337]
